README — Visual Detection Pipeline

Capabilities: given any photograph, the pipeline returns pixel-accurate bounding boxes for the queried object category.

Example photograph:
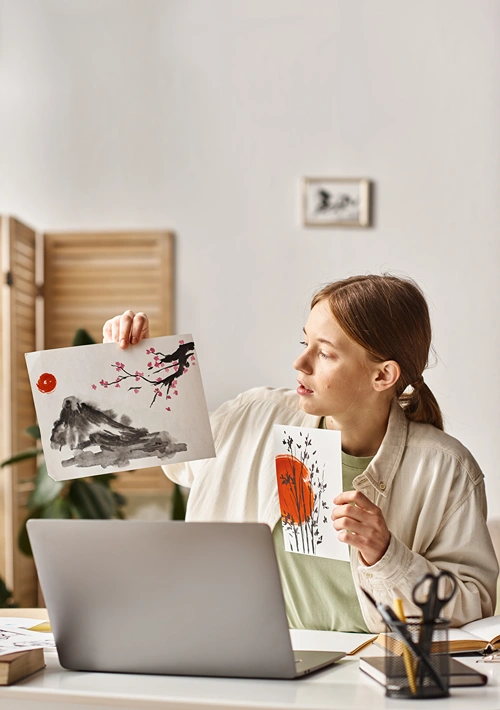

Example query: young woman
[103,274,498,633]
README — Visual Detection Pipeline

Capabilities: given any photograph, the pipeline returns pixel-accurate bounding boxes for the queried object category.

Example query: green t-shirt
[273,436,373,632]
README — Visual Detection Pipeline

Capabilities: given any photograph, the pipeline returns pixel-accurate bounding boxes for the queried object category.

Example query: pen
[393,597,417,695]
[360,588,446,693]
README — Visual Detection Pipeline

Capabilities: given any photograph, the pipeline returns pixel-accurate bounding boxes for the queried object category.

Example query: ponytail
[398,381,443,431]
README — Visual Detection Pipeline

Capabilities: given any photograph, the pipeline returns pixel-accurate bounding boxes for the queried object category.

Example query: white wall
[1,0,500,505]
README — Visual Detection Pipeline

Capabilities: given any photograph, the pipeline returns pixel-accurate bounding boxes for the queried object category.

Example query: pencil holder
[384,617,450,699]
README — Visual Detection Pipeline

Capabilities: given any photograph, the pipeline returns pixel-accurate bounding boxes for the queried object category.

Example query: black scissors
[413,570,458,626]
[413,571,457,684]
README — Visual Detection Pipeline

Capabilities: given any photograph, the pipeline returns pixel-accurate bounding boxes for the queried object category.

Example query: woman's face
[293,299,381,422]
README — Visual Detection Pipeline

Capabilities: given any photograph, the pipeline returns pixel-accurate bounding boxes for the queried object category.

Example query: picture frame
[302,177,371,227]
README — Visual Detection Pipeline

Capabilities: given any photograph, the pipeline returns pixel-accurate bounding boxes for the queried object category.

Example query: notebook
[27,519,345,679]
[360,655,488,687]
[376,616,500,655]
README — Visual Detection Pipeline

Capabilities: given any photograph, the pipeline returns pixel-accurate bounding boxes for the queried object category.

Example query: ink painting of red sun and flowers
[25,335,215,481]
[274,425,349,562]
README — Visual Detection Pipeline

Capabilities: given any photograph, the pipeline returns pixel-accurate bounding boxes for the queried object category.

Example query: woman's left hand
[331,491,391,567]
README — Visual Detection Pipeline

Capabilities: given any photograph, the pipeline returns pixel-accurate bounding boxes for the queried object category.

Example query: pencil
[394,597,417,695]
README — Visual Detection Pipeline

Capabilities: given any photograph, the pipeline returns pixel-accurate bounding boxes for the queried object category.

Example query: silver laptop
[27,519,345,679]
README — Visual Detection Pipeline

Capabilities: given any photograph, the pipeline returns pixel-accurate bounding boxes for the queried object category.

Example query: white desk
[1,616,500,710]
[2,651,500,710]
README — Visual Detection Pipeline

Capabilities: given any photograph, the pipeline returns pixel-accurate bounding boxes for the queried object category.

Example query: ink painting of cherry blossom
[274,425,349,562]
[25,335,215,481]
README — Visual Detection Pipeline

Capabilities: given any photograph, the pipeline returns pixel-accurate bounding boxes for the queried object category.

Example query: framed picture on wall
[302,177,371,227]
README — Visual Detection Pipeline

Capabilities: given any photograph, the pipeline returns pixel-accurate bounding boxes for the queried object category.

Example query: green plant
[3,424,127,556]
[171,481,187,520]
[0,577,17,608]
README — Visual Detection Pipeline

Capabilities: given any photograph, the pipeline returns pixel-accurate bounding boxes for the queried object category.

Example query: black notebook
[360,656,488,688]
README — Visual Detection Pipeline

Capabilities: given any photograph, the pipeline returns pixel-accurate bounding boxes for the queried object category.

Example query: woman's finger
[333,490,380,513]
[118,310,137,348]
[102,315,121,343]
[129,312,150,344]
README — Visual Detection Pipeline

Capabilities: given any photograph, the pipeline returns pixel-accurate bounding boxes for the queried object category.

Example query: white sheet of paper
[25,335,215,481]
[0,624,56,653]
[0,618,48,629]
[274,424,349,562]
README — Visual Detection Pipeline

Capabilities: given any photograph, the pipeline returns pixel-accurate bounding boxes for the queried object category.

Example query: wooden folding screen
[0,222,174,605]
[0,216,38,606]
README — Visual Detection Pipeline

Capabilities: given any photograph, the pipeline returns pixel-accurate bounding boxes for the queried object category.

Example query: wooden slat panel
[43,231,174,496]
[112,469,173,493]
[43,231,173,346]
[0,216,38,606]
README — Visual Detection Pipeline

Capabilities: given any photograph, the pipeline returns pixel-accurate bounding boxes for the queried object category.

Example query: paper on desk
[25,335,215,481]
[274,424,349,561]
[0,617,49,629]
[0,623,56,654]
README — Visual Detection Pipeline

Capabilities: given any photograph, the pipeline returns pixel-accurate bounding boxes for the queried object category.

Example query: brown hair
[311,274,443,430]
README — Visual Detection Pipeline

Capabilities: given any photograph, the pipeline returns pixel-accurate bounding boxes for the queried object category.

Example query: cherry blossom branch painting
[25,335,215,482]
[273,424,349,562]
[93,340,196,411]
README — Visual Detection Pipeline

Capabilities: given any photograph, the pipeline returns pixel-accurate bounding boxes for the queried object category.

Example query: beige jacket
[163,387,498,633]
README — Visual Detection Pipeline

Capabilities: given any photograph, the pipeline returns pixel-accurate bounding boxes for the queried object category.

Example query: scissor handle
[412,571,458,620]
[434,570,458,604]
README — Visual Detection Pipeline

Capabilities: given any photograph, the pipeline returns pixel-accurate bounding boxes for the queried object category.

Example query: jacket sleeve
[161,391,245,488]
[161,459,196,488]
[354,482,498,632]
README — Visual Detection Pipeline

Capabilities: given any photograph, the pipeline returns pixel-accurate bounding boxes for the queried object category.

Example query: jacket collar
[354,398,408,497]
[292,397,409,497]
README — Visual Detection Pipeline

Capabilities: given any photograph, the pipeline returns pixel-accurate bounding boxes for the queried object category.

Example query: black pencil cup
[385,617,450,699]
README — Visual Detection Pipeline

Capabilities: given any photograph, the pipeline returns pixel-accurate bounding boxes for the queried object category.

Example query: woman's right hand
[102,310,150,349]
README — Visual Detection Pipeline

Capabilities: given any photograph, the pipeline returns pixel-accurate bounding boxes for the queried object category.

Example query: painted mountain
[50,396,187,469]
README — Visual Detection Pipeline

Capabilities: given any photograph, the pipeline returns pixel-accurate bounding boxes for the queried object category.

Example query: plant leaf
[112,491,127,508]
[27,461,64,510]
[72,328,96,346]
[1,449,42,467]
[171,483,186,521]
[18,525,33,557]
[67,480,101,519]
[0,576,17,608]
[18,509,43,557]
[40,497,73,519]
[24,425,41,440]
[92,473,116,487]
[85,475,126,513]
[85,481,117,518]
[67,479,116,519]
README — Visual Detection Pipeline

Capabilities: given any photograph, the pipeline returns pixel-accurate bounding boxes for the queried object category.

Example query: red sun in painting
[275,454,314,525]
[36,372,57,393]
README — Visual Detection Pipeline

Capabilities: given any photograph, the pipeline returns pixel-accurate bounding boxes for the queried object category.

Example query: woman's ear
[373,360,401,392]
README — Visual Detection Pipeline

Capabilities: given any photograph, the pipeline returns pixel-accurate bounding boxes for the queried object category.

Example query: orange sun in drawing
[275,454,314,525]
[36,372,57,393]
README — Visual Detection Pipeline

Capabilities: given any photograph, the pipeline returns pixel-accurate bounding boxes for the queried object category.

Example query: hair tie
[412,376,424,392]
